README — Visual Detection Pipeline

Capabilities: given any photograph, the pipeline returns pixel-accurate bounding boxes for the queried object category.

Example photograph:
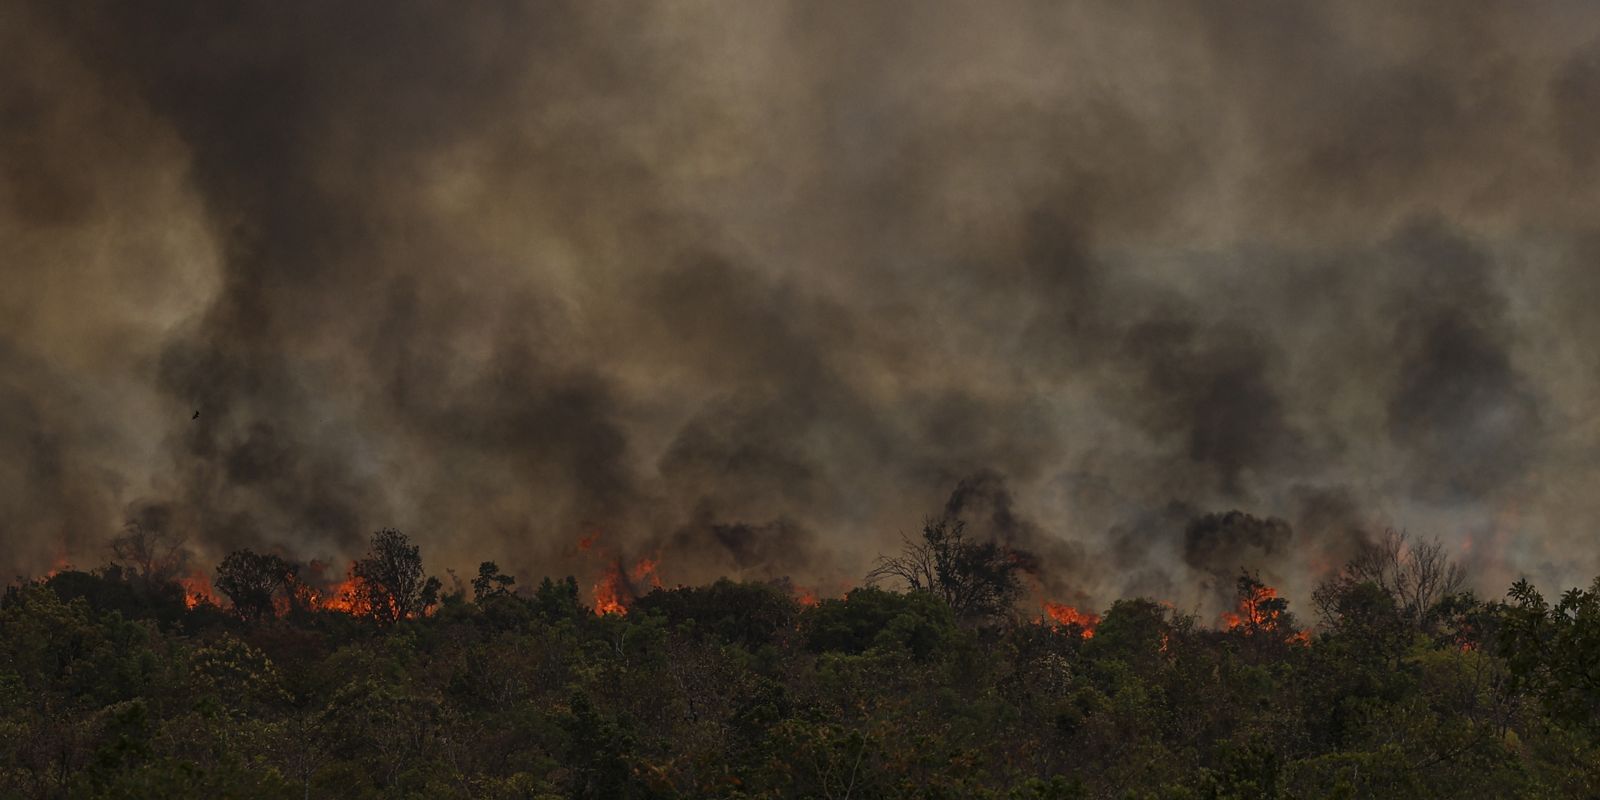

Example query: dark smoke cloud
[1182,511,1294,604]
[6,2,1600,611]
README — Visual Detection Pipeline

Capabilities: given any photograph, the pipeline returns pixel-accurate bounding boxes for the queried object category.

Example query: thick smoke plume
[5,2,1600,612]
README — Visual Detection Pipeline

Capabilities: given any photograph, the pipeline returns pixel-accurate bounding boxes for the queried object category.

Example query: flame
[273,576,322,617]
[319,574,373,616]
[1221,583,1282,631]
[1041,601,1099,639]
[794,585,820,607]
[630,557,662,589]
[1222,582,1310,644]
[179,572,218,609]
[593,560,628,616]
[576,532,660,616]
[43,554,72,579]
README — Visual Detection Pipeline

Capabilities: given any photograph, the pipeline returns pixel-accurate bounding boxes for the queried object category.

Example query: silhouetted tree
[471,561,516,603]
[215,550,294,623]
[866,517,1025,623]
[1314,529,1465,631]
[1226,571,1294,635]
[109,517,191,585]
[350,528,441,626]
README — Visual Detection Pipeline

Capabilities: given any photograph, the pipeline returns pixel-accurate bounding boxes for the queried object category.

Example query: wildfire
[575,531,663,616]
[179,572,218,609]
[1042,601,1099,639]
[317,574,371,616]
[43,555,72,579]
[1222,583,1282,631]
[794,585,820,607]
[630,557,663,589]
[1222,582,1310,645]
[593,560,628,616]
[273,576,320,617]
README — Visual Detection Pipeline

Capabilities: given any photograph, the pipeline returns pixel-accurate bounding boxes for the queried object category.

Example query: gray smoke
[5,2,1600,612]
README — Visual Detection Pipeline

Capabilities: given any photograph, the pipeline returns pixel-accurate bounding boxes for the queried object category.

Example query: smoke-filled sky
[6,1,1600,612]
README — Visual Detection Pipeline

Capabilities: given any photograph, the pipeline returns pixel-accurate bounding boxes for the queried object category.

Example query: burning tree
[867,517,1026,623]
[1224,571,1307,645]
[349,528,441,626]
[1042,602,1100,638]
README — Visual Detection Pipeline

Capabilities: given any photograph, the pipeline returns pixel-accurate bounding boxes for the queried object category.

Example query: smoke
[6,1,1600,610]
[1182,511,1294,606]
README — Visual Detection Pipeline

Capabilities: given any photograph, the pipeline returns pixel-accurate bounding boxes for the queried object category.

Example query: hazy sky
[6,2,1600,612]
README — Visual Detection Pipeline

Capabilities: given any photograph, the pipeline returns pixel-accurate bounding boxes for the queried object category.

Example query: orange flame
[319,574,372,616]
[179,572,218,609]
[577,532,661,616]
[1222,583,1310,644]
[1221,583,1282,631]
[593,561,628,616]
[794,585,820,607]
[630,557,663,589]
[273,576,322,617]
[1042,601,1099,639]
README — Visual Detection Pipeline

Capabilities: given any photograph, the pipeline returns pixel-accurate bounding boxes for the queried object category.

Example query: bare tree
[109,517,191,585]
[1314,529,1466,630]
[867,517,1025,623]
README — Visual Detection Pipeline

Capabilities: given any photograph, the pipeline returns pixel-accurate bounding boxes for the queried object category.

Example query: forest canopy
[2,522,1598,799]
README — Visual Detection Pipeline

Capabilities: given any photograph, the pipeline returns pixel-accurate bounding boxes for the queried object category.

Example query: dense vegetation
[3,522,1599,799]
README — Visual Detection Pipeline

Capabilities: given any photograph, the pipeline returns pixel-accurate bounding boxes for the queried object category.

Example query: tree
[350,528,441,626]
[866,517,1025,623]
[1224,571,1297,638]
[533,576,584,621]
[631,579,798,648]
[109,517,191,585]
[1500,577,1600,738]
[802,587,956,659]
[215,550,295,623]
[471,561,516,604]
[1314,529,1464,632]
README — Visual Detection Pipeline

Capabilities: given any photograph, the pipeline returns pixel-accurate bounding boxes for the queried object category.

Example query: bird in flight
[192,410,200,420]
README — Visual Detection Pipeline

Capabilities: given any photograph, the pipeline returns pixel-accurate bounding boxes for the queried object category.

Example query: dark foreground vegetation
[3,522,1599,799]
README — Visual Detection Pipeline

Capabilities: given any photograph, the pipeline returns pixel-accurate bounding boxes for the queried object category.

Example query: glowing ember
[1042,601,1099,638]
